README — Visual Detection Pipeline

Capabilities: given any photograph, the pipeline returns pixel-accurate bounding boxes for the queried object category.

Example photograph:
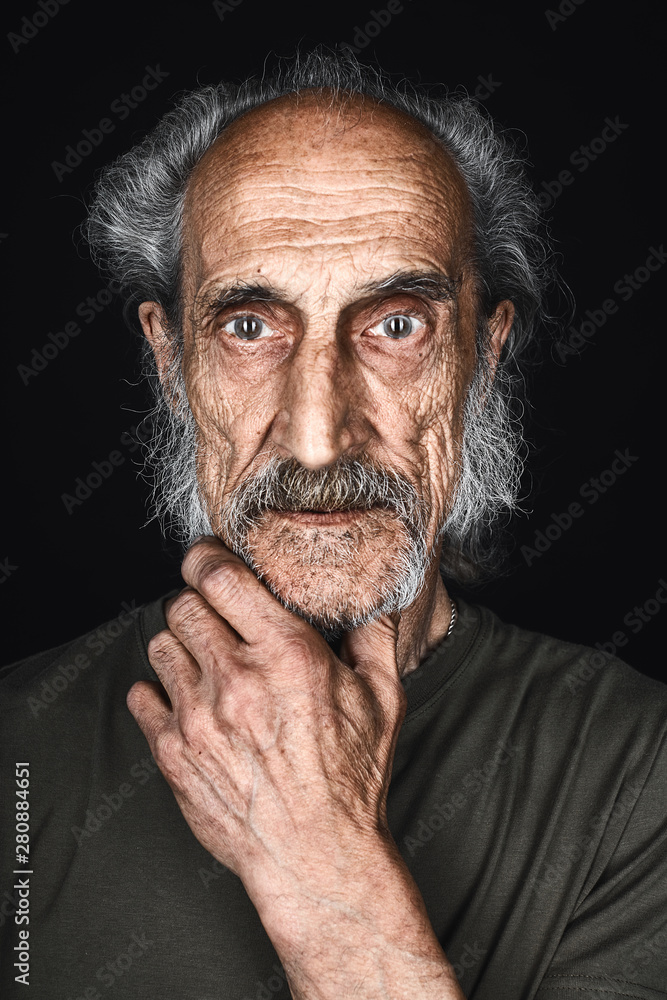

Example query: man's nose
[271,338,369,470]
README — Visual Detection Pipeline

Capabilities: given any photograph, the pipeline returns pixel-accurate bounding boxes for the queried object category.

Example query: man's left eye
[222,315,273,340]
[367,314,424,339]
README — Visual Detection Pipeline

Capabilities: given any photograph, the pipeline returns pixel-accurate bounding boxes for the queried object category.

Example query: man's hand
[127,536,464,999]
[127,535,404,900]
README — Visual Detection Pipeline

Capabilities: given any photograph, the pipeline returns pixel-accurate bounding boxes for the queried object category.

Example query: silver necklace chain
[446,597,458,638]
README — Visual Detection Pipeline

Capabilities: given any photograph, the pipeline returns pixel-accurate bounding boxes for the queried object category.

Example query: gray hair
[85,46,556,585]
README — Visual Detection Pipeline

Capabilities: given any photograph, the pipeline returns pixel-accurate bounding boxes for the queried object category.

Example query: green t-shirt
[1,593,666,999]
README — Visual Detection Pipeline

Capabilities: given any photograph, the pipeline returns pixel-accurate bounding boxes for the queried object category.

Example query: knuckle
[281,634,314,672]
[273,621,323,673]
[179,704,207,747]
[181,537,215,574]
[199,559,246,606]
[167,588,204,627]
[152,727,182,776]
[218,671,269,735]
[218,671,248,719]
[147,629,177,663]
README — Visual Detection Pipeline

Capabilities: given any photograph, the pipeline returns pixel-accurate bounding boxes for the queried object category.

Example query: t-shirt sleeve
[534,730,667,1000]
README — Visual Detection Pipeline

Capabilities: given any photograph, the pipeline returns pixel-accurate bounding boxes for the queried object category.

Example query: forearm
[252,835,465,1000]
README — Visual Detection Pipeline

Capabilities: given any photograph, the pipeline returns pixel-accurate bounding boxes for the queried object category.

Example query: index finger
[180,535,295,644]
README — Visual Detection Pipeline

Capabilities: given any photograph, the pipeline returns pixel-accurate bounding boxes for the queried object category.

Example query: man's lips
[269,507,382,526]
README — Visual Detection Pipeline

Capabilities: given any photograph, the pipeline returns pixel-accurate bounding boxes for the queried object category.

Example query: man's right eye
[222,315,273,340]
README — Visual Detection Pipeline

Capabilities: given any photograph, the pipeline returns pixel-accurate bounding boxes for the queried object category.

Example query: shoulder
[0,591,176,715]
[464,596,665,695]
[457,597,667,755]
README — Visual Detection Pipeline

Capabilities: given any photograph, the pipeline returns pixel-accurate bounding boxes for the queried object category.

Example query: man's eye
[222,315,272,340]
[368,314,424,339]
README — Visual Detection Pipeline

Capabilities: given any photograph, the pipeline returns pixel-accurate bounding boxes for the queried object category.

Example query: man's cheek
[187,375,233,435]
[419,418,461,522]
[184,368,240,455]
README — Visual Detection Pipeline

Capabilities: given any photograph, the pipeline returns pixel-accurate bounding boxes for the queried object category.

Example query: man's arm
[127,536,465,999]
[252,838,463,1000]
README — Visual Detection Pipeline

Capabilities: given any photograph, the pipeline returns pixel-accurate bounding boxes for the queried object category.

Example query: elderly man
[2,51,666,1000]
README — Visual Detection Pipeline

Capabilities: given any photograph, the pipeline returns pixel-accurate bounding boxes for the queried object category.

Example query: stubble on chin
[236,508,420,633]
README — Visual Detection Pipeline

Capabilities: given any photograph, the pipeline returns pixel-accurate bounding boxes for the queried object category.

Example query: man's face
[141,91,509,633]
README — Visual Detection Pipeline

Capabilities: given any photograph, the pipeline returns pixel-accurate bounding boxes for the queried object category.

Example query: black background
[2,0,665,679]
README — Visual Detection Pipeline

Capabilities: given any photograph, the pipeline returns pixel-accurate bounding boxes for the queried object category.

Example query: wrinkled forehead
[182,89,474,287]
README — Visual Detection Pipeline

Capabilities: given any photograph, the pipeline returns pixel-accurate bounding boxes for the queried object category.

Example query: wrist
[250,830,460,996]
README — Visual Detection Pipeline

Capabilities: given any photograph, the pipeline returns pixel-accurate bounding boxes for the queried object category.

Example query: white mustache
[226,456,421,511]
[217,455,428,546]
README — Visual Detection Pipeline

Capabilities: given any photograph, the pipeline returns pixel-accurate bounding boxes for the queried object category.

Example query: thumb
[340,614,407,737]
[339,611,400,687]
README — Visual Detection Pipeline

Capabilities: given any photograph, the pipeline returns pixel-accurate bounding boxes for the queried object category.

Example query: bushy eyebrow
[196,268,460,323]
[197,281,285,322]
[360,269,461,302]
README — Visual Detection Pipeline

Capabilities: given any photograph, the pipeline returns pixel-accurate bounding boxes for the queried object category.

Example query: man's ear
[138,301,172,383]
[488,299,515,372]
